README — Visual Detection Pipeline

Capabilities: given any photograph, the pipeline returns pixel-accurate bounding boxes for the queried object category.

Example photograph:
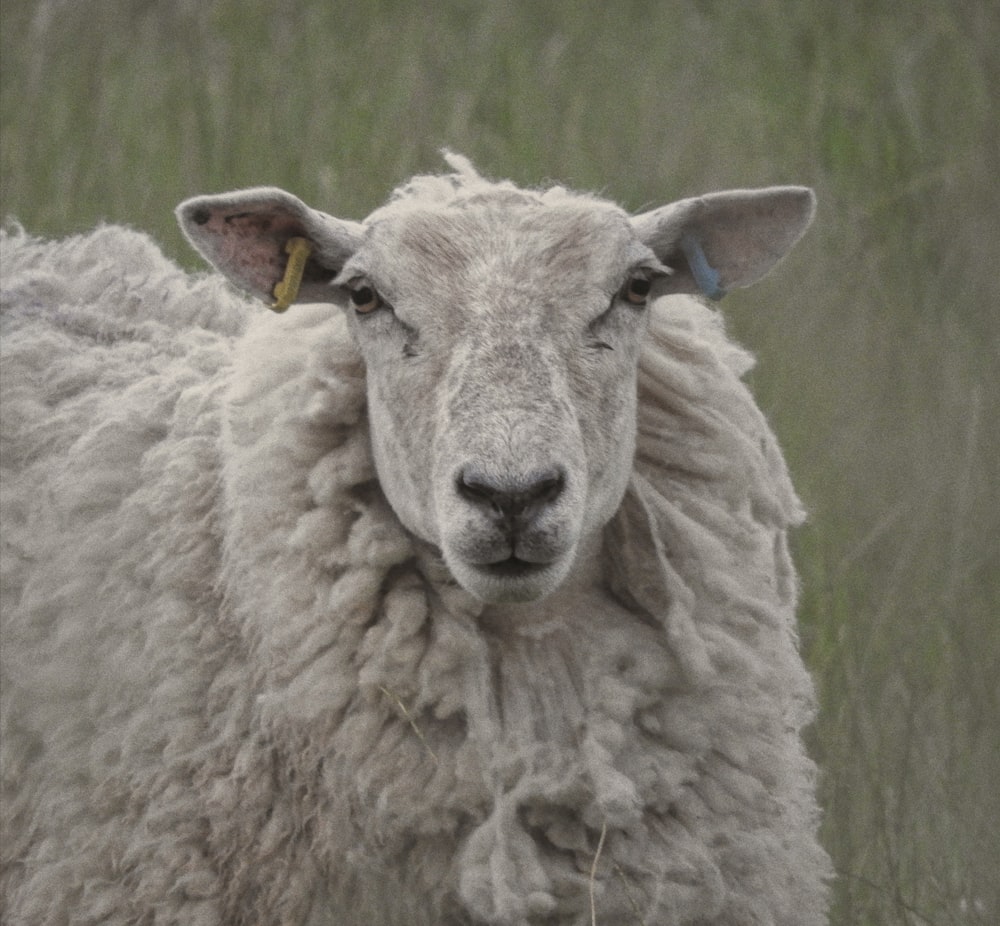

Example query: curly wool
[0,214,830,924]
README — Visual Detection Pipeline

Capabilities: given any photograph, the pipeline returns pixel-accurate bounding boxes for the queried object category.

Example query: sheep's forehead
[358,197,644,297]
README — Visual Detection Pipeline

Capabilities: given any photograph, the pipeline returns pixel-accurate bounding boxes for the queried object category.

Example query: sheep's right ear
[632,186,816,300]
[176,187,364,307]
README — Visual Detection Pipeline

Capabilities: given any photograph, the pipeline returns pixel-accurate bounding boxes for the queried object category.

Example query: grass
[2,1,998,922]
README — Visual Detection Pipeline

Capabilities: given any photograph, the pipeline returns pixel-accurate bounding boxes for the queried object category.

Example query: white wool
[364,151,609,227]
[1,186,830,925]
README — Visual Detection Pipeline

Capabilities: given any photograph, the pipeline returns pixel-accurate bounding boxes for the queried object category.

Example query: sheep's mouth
[444,542,576,604]
[478,556,552,580]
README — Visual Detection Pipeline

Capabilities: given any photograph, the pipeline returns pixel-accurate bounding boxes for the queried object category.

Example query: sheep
[0,154,831,925]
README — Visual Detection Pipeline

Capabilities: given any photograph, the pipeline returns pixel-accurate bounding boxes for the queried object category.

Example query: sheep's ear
[176,187,364,307]
[631,187,816,300]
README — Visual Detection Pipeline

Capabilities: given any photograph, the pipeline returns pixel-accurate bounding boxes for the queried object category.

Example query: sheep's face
[177,158,816,604]
[339,201,660,603]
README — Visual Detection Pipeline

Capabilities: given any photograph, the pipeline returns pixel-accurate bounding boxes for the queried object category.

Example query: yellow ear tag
[271,236,314,312]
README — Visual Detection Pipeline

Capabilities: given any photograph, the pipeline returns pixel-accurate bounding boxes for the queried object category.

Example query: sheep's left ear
[176,187,364,308]
[632,186,816,300]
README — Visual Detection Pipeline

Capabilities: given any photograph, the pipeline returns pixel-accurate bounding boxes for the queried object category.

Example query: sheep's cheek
[366,389,440,546]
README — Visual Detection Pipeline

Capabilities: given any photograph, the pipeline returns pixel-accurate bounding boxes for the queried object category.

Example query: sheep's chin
[445,552,575,604]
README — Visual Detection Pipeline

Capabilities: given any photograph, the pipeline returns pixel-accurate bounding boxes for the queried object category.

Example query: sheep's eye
[621,275,652,306]
[349,285,381,314]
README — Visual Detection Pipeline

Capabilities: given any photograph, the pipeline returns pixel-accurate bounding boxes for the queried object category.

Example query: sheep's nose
[456,466,565,531]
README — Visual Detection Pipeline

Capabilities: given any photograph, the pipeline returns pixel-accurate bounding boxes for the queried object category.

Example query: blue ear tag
[680,233,725,301]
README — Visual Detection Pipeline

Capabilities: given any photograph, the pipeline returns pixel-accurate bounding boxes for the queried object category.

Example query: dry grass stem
[378,686,438,764]
[589,820,608,926]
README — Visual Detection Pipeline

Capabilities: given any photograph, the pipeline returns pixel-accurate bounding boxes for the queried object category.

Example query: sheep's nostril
[457,466,566,528]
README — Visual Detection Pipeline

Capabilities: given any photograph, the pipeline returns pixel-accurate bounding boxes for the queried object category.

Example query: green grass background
[2,1,997,922]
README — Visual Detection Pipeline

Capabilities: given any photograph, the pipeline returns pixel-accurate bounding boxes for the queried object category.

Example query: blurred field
[2,1,997,923]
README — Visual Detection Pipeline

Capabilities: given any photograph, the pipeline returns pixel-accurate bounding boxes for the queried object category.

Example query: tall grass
[2,1,997,922]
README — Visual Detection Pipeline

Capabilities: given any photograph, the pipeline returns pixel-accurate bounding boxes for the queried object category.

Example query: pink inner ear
[202,210,307,296]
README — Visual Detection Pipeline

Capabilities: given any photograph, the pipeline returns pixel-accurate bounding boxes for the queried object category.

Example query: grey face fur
[178,157,816,604]
[338,200,659,602]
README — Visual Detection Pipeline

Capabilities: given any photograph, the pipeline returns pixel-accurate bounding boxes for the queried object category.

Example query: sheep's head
[178,156,814,604]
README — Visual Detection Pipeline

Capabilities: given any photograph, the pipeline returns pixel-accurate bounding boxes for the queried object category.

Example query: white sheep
[0,154,831,925]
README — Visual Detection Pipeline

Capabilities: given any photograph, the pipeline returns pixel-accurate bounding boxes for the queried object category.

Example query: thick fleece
[0,220,830,924]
